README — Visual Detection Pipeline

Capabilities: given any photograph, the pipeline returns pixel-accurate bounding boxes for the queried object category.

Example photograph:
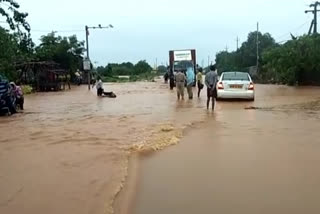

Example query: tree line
[215,31,320,85]
[96,61,152,77]
[0,0,86,81]
[0,1,153,82]
[1,1,319,85]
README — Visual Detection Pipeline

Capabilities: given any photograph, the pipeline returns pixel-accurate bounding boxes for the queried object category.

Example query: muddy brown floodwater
[0,79,208,214]
[132,84,320,214]
[1,81,320,214]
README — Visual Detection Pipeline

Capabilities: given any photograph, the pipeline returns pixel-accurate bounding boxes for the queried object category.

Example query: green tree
[133,60,152,75]
[0,0,30,32]
[216,31,277,73]
[35,32,85,74]
[0,1,34,80]
[262,35,320,85]
[0,0,33,53]
[0,27,19,80]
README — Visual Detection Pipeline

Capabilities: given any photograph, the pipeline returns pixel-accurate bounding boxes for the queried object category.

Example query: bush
[101,76,130,83]
[22,85,33,94]
[262,35,320,85]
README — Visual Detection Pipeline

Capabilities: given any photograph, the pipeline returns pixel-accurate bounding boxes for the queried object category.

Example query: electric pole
[225,45,228,52]
[256,22,259,73]
[208,55,210,68]
[236,37,240,51]
[305,1,320,34]
[85,24,114,90]
[85,25,90,90]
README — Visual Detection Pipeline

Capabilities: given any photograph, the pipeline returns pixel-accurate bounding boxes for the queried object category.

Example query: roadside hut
[16,61,70,91]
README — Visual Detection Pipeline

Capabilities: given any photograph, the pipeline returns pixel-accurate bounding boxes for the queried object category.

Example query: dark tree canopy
[0,0,30,32]
[97,61,153,77]
[262,35,320,85]
[35,32,85,74]
[215,31,277,74]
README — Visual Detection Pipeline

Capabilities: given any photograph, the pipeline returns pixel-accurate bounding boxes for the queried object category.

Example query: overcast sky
[14,0,315,66]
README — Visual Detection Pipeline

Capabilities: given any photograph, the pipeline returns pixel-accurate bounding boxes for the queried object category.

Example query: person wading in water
[205,65,218,110]
[175,70,186,100]
[197,67,204,98]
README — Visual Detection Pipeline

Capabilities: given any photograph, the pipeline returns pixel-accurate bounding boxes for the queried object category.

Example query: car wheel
[9,102,17,114]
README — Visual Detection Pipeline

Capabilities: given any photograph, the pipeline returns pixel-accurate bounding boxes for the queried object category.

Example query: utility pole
[85,26,90,90]
[208,55,210,68]
[85,24,114,90]
[305,1,320,34]
[236,37,240,51]
[225,45,228,52]
[256,22,259,73]
[308,20,315,35]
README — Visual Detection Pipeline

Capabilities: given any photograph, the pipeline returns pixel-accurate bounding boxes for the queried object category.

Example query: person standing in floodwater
[205,65,218,110]
[186,66,195,99]
[175,70,186,100]
[197,67,204,98]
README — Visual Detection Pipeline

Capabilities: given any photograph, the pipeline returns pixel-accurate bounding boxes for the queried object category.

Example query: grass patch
[21,85,33,94]
[101,73,157,83]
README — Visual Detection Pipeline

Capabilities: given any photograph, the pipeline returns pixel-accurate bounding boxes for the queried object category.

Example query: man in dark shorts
[196,67,204,98]
[205,65,218,110]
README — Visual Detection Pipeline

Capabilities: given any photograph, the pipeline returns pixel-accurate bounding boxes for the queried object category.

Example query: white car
[216,72,255,101]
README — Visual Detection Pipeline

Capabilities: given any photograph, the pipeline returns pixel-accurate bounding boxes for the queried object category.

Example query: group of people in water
[174,64,218,110]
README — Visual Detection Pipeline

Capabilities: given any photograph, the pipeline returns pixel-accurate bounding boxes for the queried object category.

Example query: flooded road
[133,85,320,214]
[1,81,320,214]
[0,80,207,214]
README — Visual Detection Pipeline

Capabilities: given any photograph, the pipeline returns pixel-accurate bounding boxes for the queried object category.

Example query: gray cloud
[19,0,313,66]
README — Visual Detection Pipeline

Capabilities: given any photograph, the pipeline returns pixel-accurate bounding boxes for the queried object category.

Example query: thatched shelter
[16,61,70,91]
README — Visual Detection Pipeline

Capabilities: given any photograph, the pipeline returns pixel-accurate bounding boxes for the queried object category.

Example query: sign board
[83,59,91,71]
[174,50,192,61]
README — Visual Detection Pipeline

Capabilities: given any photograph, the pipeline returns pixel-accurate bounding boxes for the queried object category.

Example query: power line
[256,22,259,72]
[277,39,290,44]
[275,21,309,41]
[31,29,83,33]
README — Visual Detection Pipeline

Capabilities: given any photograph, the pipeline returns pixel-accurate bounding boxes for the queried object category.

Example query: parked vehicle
[169,49,197,89]
[216,72,255,101]
[0,79,17,115]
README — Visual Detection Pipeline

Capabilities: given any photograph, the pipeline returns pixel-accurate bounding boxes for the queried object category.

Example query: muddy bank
[133,86,320,214]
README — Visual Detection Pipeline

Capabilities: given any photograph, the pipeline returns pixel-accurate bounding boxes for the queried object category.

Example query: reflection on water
[133,84,320,214]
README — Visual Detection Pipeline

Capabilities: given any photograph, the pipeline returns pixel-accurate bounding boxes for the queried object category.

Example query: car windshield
[222,72,250,81]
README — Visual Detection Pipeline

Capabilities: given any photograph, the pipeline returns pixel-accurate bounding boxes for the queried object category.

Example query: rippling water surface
[133,84,320,214]
[0,80,208,214]
[1,81,320,214]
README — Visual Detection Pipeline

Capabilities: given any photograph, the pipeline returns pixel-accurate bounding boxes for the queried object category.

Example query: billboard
[83,59,91,71]
[174,50,192,61]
